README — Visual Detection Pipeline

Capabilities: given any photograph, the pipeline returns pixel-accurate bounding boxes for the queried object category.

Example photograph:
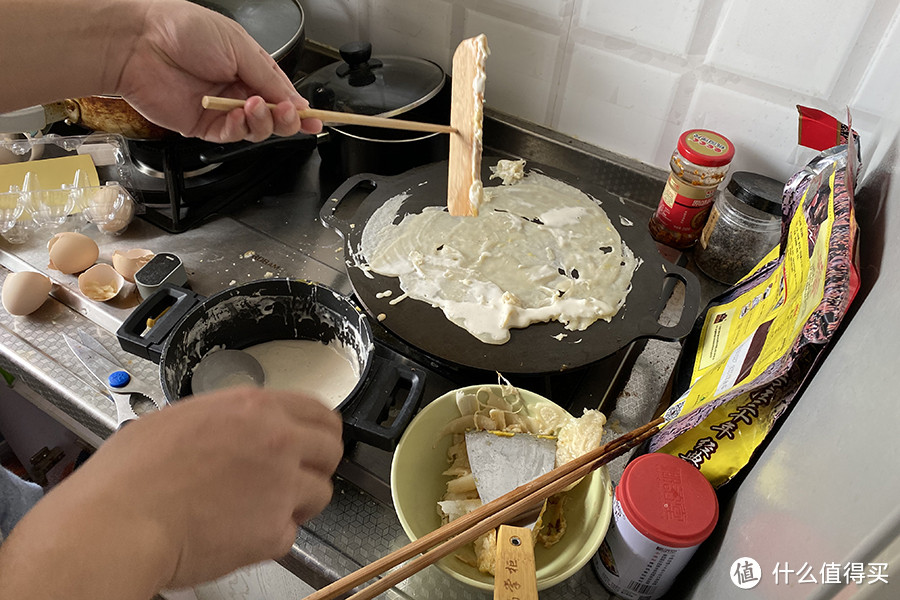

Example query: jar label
[699,205,721,249]
[662,174,717,207]
[656,176,716,235]
[593,496,699,600]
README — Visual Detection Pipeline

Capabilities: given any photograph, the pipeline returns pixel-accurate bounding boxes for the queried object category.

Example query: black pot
[116,279,425,450]
[296,42,450,178]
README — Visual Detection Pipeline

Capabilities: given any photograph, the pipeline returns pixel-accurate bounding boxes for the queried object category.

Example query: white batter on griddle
[360,160,638,344]
[242,339,360,409]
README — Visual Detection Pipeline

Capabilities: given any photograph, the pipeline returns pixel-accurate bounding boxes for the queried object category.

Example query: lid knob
[336,41,383,87]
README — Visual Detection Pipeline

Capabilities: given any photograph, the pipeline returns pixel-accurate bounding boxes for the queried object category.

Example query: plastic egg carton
[0,133,141,242]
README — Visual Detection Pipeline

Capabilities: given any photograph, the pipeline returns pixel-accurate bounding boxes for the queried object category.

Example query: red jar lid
[617,453,719,548]
[677,129,735,167]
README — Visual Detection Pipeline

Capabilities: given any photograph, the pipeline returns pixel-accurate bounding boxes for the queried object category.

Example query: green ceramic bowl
[390,384,613,591]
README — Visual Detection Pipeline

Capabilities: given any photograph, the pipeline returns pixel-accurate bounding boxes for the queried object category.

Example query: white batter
[360,160,638,344]
[242,339,360,409]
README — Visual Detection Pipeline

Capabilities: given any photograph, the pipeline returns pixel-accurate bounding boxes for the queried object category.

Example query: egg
[112,248,154,283]
[2,271,52,316]
[47,232,99,274]
[77,263,125,302]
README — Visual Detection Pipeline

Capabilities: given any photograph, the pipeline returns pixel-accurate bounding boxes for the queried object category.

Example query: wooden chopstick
[201,96,456,135]
[302,417,664,600]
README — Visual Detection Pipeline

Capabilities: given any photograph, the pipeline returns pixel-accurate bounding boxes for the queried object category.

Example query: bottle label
[593,496,699,600]
[655,174,717,235]
[699,204,721,249]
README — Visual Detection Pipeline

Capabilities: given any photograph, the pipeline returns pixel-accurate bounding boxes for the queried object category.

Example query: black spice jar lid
[726,172,785,217]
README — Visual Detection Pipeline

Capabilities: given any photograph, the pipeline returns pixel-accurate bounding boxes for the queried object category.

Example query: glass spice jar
[694,171,783,285]
[649,129,735,248]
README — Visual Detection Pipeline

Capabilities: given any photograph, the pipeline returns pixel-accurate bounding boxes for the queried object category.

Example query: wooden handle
[201,96,455,134]
[494,525,538,600]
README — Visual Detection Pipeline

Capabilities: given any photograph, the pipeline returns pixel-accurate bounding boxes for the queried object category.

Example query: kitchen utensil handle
[341,346,425,451]
[0,105,49,133]
[318,173,379,238]
[201,96,456,134]
[111,392,139,428]
[643,265,701,342]
[494,525,538,600]
[116,284,204,363]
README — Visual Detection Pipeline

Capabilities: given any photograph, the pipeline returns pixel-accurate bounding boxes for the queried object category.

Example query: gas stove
[124,134,319,232]
[2,99,692,512]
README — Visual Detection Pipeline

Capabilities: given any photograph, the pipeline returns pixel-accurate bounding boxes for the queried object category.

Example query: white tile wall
[463,10,562,124]
[301,0,900,183]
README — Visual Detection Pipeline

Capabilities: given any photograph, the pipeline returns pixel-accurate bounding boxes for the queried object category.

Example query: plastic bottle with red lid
[649,129,735,249]
[592,452,719,599]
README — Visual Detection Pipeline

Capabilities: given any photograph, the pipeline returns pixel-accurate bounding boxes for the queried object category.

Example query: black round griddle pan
[320,157,700,374]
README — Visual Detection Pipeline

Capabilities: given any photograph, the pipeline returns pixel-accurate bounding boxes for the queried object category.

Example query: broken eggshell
[78,263,125,301]
[1,271,52,316]
[47,231,99,274]
[112,248,154,283]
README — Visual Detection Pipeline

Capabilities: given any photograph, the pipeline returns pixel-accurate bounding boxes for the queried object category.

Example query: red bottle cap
[617,453,719,548]
[677,129,735,167]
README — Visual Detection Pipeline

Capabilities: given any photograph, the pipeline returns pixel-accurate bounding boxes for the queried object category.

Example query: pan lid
[296,42,446,118]
[190,0,304,61]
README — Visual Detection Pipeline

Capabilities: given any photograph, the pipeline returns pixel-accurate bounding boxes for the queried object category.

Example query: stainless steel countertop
[0,111,725,599]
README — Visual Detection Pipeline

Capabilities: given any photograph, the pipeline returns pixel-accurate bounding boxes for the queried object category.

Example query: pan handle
[341,343,426,451]
[319,173,379,239]
[116,284,205,363]
[640,263,702,342]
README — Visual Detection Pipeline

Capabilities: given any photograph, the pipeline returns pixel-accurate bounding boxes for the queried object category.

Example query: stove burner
[125,135,317,232]
[132,158,220,180]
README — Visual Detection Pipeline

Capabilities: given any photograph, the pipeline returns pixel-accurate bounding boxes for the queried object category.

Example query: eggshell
[112,249,154,283]
[2,271,52,316]
[47,232,99,274]
[78,263,125,301]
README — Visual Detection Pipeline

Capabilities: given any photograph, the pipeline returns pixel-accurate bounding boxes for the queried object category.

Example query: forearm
[0,469,174,600]
[0,0,149,112]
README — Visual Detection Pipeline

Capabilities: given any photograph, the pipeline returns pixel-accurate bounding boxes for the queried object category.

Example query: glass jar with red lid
[649,129,735,249]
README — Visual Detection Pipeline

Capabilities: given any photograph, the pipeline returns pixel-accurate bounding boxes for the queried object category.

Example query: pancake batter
[360,160,639,344]
[242,339,360,409]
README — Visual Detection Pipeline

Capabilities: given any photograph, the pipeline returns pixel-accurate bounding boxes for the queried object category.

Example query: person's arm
[0,387,343,599]
[0,0,321,142]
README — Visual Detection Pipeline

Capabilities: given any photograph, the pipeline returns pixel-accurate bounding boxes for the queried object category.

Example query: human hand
[0,386,343,598]
[116,0,322,142]
[115,387,344,587]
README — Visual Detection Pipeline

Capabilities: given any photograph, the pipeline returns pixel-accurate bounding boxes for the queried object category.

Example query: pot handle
[319,173,379,239]
[341,343,426,451]
[639,263,702,342]
[116,284,205,363]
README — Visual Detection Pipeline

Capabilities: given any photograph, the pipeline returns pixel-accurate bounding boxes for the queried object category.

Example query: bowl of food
[390,382,613,591]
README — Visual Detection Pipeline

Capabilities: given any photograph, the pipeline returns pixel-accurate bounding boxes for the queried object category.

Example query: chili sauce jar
[592,453,719,600]
[649,129,735,248]
[694,171,783,285]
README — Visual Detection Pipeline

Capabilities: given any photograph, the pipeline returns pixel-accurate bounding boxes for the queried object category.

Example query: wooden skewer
[302,417,664,600]
[201,95,456,135]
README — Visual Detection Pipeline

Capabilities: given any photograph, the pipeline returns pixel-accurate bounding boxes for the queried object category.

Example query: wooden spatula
[447,34,489,217]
